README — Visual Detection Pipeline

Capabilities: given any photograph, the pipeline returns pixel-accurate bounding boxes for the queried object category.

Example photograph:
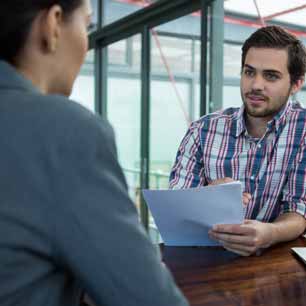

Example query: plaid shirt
[169,101,306,222]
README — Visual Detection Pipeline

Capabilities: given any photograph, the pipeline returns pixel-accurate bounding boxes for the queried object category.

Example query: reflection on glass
[70,50,95,112]
[149,80,190,242]
[194,40,209,76]
[108,40,127,65]
[88,0,98,33]
[224,43,242,78]
[106,35,141,214]
[151,35,193,74]
[131,36,142,71]
[108,40,128,66]
[150,80,190,178]
[296,89,306,107]
[223,86,242,109]
[149,14,201,242]
[108,36,141,71]
[194,40,201,75]
[103,0,155,25]
[194,39,209,114]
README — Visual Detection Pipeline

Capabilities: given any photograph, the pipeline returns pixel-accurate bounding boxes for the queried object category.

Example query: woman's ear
[39,5,63,53]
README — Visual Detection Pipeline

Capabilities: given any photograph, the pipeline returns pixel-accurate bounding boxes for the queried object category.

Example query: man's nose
[251,74,265,91]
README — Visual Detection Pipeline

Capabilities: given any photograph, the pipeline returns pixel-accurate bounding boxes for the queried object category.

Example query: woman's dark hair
[242,25,306,85]
[0,0,83,64]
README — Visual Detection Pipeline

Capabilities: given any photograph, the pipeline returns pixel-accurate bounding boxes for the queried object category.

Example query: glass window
[96,5,209,238]
[150,80,191,181]
[103,0,156,25]
[194,39,201,75]
[195,83,210,116]
[223,85,242,109]
[89,0,98,32]
[106,35,141,214]
[296,89,306,107]
[108,40,128,66]
[194,38,209,115]
[130,35,142,71]
[107,78,141,172]
[108,36,141,71]
[70,50,95,112]
[148,13,201,242]
[225,0,306,27]
[151,35,193,74]
[149,79,191,242]
[224,43,242,78]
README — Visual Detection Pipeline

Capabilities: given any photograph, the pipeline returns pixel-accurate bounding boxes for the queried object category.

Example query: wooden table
[161,238,306,306]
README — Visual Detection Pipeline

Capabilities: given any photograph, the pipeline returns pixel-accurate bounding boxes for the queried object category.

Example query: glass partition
[149,14,201,242]
[106,35,142,213]
[70,50,95,112]
[103,0,156,25]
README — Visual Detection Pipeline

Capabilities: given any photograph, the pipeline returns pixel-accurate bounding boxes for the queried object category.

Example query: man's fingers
[222,242,257,254]
[243,192,251,199]
[242,192,252,206]
[212,223,255,235]
[209,231,256,246]
[242,196,249,206]
[243,219,257,225]
[209,177,234,185]
[223,245,252,257]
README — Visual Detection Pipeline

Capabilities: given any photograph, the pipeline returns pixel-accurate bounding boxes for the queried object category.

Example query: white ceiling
[224,0,306,28]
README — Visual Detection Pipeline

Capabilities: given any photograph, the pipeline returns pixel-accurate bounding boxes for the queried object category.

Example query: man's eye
[264,73,279,81]
[244,70,254,77]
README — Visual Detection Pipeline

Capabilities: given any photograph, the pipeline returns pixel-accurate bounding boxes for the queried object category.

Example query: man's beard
[241,88,291,118]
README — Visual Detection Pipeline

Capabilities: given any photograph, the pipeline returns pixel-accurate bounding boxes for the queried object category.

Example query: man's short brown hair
[242,26,306,85]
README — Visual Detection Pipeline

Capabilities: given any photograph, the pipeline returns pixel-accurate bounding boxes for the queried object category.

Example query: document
[292,247,306,264]
[142,182,244,246]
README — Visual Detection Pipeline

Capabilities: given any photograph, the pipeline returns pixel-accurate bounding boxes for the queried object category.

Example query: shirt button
[258,144,261,149]
[250,175,255,180]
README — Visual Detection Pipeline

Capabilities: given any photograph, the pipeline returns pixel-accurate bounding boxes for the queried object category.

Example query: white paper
[143,182,244,246]
[292,247,306,264]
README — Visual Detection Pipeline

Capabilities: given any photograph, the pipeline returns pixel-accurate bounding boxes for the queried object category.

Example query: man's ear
[40,5,63,53]
[291,77,305,95]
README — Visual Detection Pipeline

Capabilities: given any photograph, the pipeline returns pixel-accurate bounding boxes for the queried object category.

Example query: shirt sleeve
[48,114,189,306]
[169,120,206,189]
[280,137,306,218]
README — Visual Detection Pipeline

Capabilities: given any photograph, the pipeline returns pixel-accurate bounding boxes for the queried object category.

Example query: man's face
[240,47,294,121]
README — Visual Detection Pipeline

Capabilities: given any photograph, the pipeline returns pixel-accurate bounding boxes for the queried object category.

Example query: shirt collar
[235,99,293,137]
[236,106,246,137]
[0,60,40,94]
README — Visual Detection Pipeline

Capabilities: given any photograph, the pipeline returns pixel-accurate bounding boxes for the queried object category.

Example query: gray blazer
[0,61,188,306]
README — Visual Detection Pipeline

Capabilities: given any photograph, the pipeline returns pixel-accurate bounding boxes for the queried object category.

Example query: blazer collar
[0,60,40,94]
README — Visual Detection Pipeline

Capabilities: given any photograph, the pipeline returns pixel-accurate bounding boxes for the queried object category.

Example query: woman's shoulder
[34,93,95,121]
[16,92,114,146]
[47,94,113,138]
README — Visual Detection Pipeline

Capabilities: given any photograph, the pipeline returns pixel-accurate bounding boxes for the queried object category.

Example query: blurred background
[70,0,306,241]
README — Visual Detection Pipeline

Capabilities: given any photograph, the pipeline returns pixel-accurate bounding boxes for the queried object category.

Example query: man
[169,26,306,256]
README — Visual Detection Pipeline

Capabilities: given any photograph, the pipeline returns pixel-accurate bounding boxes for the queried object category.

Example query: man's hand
[208,178,306,256]
[209,220,275,256]
[208,177,251,206]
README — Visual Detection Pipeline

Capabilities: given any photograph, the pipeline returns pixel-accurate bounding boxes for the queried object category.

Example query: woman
[0,1,188,306]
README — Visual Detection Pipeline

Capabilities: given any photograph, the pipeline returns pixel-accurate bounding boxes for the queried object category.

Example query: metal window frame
[89,0,214,228]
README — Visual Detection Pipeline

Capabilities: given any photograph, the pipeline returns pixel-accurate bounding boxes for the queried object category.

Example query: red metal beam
[263,4,306,21]
[253,0,266,26]
[114,0,149,7]
[111,0,306,38]
[225,15,306,38]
